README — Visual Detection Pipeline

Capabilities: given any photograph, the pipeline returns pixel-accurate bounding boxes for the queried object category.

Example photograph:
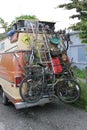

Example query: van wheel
[2,92,9,105]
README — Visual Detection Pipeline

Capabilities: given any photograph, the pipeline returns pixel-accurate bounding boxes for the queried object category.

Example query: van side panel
[0,52,25,82]
[0,52,26,102]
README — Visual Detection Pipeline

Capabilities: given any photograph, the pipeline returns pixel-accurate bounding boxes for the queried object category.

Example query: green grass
[71,81,87,111]
[73,68,86,79]
[63,68,87,111]
[69,68,87,111]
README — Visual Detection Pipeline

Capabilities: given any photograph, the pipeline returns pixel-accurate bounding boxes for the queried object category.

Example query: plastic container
[52,57,62,74]
[7,30,15,36]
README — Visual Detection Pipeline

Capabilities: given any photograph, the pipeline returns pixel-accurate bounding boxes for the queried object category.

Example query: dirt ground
[0,98,87,130]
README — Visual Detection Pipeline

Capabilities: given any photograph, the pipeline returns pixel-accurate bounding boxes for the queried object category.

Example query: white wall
[0,38,17,53]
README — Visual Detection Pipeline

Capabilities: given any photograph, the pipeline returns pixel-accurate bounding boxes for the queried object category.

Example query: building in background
[67,31,87,69]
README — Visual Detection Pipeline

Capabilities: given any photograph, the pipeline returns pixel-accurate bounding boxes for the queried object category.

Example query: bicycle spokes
[55,79,81,103]
[19,77,43,103]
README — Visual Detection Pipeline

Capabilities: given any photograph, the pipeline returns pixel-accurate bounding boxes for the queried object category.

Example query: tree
[58,0,87,43]
[0,17,8,32]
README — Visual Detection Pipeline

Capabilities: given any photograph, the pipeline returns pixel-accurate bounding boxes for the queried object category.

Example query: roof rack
[12,20,55,33]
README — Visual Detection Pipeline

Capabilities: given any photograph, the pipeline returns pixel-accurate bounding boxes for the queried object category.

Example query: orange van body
[0,51,26,106]
[0,51,25,83]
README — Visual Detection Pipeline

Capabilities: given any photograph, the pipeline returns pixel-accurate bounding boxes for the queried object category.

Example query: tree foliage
[58,0,87,43]
[0,18,8,32]
[15,15,38,21]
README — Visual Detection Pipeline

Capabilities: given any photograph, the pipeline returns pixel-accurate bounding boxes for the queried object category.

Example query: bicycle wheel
[19,76,43,103]
[55,79,81,103]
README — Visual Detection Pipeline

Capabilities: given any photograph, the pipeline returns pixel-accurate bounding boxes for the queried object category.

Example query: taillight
[15,77,22,87]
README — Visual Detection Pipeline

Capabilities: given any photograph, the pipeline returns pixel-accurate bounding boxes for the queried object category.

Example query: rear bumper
[15,98,51,109]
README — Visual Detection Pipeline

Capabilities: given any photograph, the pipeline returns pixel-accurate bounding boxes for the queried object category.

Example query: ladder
[28,22,54,72]
[36,23,54,69]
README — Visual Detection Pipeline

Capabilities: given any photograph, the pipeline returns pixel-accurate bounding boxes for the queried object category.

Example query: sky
[0,0,79,31]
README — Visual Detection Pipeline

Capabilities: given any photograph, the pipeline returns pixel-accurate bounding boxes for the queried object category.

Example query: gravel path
[0,99,87,130]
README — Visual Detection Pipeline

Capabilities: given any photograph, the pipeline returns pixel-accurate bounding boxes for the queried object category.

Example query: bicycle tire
[19,76,43,103]
[55,79,81,103]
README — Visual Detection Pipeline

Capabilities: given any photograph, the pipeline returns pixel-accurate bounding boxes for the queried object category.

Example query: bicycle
[54,61,81,103]
[19,61,81,104]
[19,63,55,103]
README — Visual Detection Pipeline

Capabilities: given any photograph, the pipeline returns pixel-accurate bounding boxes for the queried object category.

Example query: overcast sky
[0,0,79,31]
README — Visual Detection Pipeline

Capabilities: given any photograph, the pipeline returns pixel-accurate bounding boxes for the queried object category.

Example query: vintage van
[0,20,56,109]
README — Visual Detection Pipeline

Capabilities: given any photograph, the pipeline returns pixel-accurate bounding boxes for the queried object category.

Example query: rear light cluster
[15,77,22,87]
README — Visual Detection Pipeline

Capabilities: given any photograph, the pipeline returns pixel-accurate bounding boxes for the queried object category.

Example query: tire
[55,79,81,103]
[19,76,43,103]
[2,91,9,105]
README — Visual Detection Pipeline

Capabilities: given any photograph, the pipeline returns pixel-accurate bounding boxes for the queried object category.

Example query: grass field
[72,68,87,111]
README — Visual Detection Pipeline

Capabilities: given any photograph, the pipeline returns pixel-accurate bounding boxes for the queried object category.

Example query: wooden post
[85,67,87,92]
